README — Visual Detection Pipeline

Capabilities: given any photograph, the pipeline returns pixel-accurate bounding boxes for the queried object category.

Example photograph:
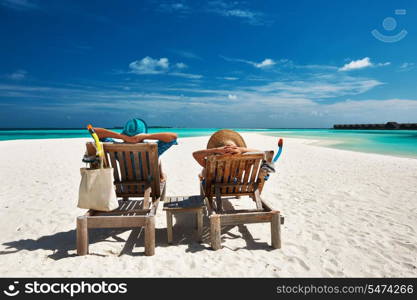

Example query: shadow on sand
[1,200,272,260]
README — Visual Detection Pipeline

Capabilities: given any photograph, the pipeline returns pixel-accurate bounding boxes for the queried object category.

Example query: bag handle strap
[87,124,105,169]
[99,145,104,169]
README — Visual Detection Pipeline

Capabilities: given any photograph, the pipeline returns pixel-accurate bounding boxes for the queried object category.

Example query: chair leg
[166,211,173,244]
[144,216,155,256]
[197,209,203,242]
[210,215,221,250]
[271,212,281,249]
[76,216,88,256]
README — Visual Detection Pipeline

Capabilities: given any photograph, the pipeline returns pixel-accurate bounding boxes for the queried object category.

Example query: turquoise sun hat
[121,118,148,136]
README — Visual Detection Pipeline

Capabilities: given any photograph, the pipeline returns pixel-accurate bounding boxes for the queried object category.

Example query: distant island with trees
[334,122,417,130]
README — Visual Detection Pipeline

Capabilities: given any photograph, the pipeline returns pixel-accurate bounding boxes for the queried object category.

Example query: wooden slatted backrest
[85,142,160,199]
[204,151,274,198]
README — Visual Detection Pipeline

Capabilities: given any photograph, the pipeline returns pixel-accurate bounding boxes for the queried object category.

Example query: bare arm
[224,145,260,154]
[136,132,178,143]
[194,145,262,167]
[192,147,228,167]
[192,145,262,167]
[94,128,137,143]
[238,147,260,153]
[94,129,177,144]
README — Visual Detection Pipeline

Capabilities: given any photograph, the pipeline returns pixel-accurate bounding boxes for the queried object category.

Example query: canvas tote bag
[78,153,118,211]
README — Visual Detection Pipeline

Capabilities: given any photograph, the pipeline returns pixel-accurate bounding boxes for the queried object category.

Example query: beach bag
[78,159,118,212]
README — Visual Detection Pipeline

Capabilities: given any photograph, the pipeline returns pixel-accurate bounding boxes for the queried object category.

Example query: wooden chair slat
[227,160,235,194]
[108,151,121,194]
[132,151,141,194]
[114,181,148,186]
[141,151,149,182]
[91,142,162,199]
[148,145,160,200]
[242,159,253,193]
[80,142,166,256]
[134,152,142,181]
[215,160,225,195]
[248,158,262,192]
[204,152,268,197]
[117,152,128,195]
[230,160,241,194]
[215,183,255,189]
[222,160,231,194]
[205,156,217,207]
[212,153,267,161]
[101,143,154,151]
[201,150,281,251]
[235,160,246,193]
[125,152,134,194]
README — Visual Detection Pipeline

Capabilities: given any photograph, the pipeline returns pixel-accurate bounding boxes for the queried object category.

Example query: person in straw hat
[193,130,259,176]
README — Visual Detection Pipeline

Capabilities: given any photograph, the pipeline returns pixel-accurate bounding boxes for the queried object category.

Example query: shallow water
[1,128,416,158]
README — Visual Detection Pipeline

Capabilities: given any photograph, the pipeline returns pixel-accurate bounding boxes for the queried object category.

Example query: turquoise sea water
[262,129,417,158]
[1,128,417,158]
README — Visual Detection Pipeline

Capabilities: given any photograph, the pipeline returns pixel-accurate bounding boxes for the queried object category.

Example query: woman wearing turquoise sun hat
[94,118,178,181]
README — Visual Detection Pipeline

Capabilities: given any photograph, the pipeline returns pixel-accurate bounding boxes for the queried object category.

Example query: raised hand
[132,134,147,143]
[122,135,138,143]
[214,147,229,154]
[224,145,241,154]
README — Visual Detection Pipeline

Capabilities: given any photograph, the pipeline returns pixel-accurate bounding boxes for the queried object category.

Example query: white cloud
[129,57,169,74]
[339,57,373,71]
[220,9,255,19]
[288,61,338,70]
[158,2,189,14]
[172,3,186,9]
[220,55,276,69]
[243,74,383,100]
[206,1,268,25]
[154,1,269,26]
[339,57,390,71]
[128,56,201,79]
[399,62,415,72]
[254,58,276,68]
[400,63,412,68]
[166,65,383,105]
[7,70,27,80]
[218,76,239,81]
[377,62,391,67]
[0,51,403,128]
[3,75,415,128]
[169,72,202,79]
[324,99,417,123]
[171,50,202,60]
[175,62,188,69]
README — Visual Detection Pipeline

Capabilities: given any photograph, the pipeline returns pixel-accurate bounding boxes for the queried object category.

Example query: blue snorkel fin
[273,138,284,163]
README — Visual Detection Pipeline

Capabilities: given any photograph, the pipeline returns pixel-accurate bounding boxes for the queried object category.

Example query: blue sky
[1,0,417,128]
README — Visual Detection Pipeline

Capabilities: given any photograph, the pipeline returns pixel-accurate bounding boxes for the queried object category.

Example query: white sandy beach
[0,133,416,277]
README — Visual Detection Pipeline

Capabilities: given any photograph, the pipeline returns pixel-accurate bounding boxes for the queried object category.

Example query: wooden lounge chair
[76,142,166,256]
[201,151,283,250]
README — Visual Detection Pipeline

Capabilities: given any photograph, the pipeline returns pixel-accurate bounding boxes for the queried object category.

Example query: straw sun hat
[206,129,247,149]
